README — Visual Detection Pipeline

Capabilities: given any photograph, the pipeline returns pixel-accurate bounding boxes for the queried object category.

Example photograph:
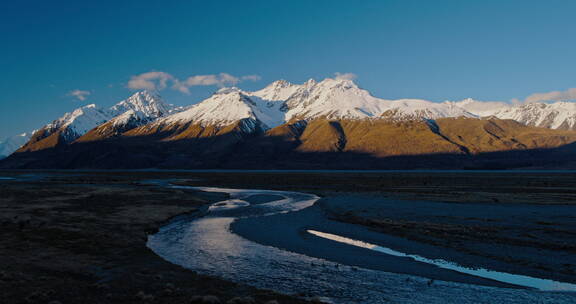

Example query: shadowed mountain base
[3,117,576,170]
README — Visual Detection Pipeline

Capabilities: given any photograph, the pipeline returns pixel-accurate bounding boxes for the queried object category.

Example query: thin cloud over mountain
[523,87,576,103]
[334,72,357,81]
[127,71,261,94]
[67,90,91,101]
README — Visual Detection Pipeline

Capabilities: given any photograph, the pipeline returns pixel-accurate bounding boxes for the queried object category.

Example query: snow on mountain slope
[41,91,174,142]
[249,79,301,101]
[384,98,475,120]
[149,77,477,135]
[97,91,179,133]
[44,104,114,142]
[282,78,391,121]
[445,98,510,117]
[491,102,576,130]
[278,78,474,122]
[110,90,174,119]
[108,109,152,128]
[158,87,284,130]
[0,132,34,158]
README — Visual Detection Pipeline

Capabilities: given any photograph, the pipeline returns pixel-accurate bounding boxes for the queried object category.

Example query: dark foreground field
[1,170,576,303]
[0,172,311,304]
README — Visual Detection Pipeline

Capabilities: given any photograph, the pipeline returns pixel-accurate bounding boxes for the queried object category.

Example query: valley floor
[1,170,576,303]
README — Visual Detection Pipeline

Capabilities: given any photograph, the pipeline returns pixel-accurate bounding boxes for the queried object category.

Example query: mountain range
[3,77,576,169]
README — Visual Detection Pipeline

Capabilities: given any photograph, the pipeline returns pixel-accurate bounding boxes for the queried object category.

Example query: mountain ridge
[17,90,176,152]
[5,77,576,169]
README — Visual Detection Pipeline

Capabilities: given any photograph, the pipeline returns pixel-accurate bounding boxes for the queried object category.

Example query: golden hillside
[17,129,68,152]
[269,117,576,157]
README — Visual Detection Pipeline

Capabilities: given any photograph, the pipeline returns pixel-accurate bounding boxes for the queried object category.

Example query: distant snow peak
[382,98,475,121]
[446,98,510,117]
[0,132,34,158]
[491,101,576,130]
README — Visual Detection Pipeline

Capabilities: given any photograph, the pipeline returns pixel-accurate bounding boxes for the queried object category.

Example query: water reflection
[308,230,576,292]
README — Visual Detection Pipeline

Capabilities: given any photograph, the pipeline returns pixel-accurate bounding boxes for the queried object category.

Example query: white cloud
[218,73,240,86]
[183,75,220,86]
[241,74,262,82]
[182,73,243,87]
[127,71,174,91]
[523,88,576,103]
[127,71,261,94]
[334,72,357,81]
[172,81,192,94]
[67,89,91,101]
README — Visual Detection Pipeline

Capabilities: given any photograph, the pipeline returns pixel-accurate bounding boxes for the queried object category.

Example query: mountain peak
[215,87,243,95]
[317,77,360,91]
[111,90,171,119]
[304,78,317,86]
[157,84,287,130]
[271,79,292,87]
[262,79,296,90]
[249,80,300,102]
[281,77,385,121]
[456,98,477,105]
[49,104,108,129]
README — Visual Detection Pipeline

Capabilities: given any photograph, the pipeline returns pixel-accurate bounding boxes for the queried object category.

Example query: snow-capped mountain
[81,90,175,137]
[248,79,301,101]
[251,77,475,123]
[0,132,34,159]
[42,104,114,143]
[76,91,181,142]
[490,102,576,130]
[153,87,284,131]
[281,78,390,121]
[382,98,473,121]
[6,77,576,170]
[12,77,576,158]
[143,77,475,137]
[445,98,576,130]
[138,81,576,133]
[19,90,176,151]
[110,90,174,119]
[444,98,510,117]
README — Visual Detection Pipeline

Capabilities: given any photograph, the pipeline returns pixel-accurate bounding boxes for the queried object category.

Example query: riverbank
[319,193,576,284]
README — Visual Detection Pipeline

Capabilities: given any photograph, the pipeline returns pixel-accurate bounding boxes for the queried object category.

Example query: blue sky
[2,0,576,139]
